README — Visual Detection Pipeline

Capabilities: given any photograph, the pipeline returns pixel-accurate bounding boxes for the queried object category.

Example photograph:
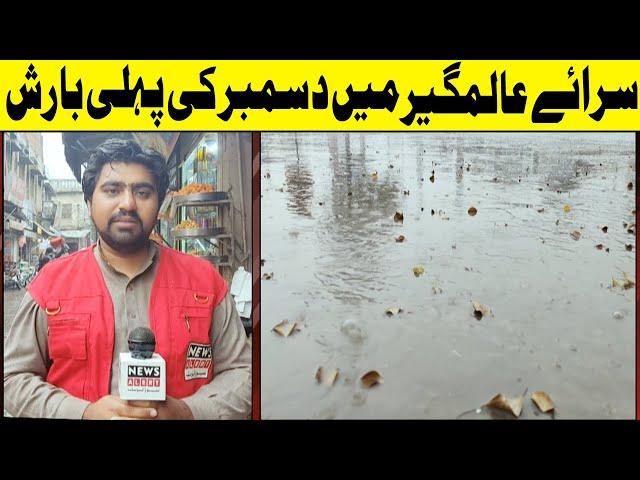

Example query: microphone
[119,327,166,401]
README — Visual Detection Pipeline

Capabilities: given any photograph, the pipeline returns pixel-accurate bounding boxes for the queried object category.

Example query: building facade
[49,179,93,252]
[3,132,55,266]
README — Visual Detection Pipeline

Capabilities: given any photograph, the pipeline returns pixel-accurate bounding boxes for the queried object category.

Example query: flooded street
[261,132,635,419]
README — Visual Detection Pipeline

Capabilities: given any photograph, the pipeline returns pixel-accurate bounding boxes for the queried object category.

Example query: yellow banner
[0,60,638,130]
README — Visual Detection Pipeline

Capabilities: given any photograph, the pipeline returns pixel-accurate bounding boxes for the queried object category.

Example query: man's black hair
[81,138,170,207]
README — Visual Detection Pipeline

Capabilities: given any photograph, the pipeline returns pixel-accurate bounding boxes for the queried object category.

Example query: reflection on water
[261,133,636,419]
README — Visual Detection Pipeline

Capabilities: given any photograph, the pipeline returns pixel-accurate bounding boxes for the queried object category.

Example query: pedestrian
[37,247,54,272]
[4,138,251,419]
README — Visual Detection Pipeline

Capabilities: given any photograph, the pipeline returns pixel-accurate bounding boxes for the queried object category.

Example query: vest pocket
[48,317,89,360]
[178,307,211,344]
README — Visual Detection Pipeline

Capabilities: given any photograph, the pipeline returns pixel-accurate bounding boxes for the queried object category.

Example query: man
[49,237,69,258]
[4,139,251,419]
[37,247,54,272]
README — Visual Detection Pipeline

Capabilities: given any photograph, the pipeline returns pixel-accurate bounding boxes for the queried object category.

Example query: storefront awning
[33,221,56,237]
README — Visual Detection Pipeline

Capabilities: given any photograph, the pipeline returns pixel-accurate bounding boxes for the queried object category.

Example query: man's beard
[94,213,154,254]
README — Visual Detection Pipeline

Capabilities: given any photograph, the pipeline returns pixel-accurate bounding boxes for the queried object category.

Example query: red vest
[28,243,228,402]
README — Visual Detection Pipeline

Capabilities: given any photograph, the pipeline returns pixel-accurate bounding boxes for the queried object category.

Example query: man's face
[88,161,159,254]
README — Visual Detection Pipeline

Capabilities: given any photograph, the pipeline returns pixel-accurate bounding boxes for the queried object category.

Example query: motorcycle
[4,269,25,289]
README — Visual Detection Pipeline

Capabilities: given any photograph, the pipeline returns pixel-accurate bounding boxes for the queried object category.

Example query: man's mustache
[109,211,142,226]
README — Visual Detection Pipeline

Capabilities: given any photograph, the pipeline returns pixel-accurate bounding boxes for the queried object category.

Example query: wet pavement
[4,287,27,416]
[3,288,25,342]
[261,132,635,419]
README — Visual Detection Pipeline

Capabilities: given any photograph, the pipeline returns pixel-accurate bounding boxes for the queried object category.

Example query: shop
[159,132,252,283]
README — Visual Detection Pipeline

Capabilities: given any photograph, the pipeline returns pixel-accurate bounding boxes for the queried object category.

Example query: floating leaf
[315,367,339,386]
[361,370,383,388]
[262,272,274,280]
[531,391,555,413]
[563,205,571,213]
[385,307,403,316]
[570,230,581,241]
[394,211,404,222]
[429,174,435,183]
[260,259,266,266]
[431,209,435,216]
[318,202,324,206]
[601,226,608,233]
[622,272,635,289]
[395,235,406,243]
[486,391,525,417]
[628,182,633,190]
[612,273,635,290]
[472,301,490,320]
[468,206,478,216]
[272,320,297,337]
[537,208,545,213]
[626,244,633,251]
[595,244,604,250]
[412,266,425,277]
[403,190,410,195]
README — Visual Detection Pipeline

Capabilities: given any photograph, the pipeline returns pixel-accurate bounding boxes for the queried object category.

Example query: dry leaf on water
[394,211,404,223]
[601,226,608,233]
[429,174,435,183]
[395,235,406,243]
[570,230,581,241]
[472,301,490,320]
[537,208,545,213]
[563,205,571,213]
[628,182,633,190]
[595,244,604,250]
[315,367,339,386]
[531,391,555,413]
[262,272,274,280]
[622,272,635,289]
[385,307,403,316]
[361,370,383,388]
[468,206,478,216]
[272,320,297,337]
[412,266,425,277]
[612,273,635,290]
[626,244,633,251]
[486,391,525,417]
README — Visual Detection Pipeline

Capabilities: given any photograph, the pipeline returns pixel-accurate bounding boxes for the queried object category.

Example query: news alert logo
[185,342,212,380]
[127,365,161,387]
